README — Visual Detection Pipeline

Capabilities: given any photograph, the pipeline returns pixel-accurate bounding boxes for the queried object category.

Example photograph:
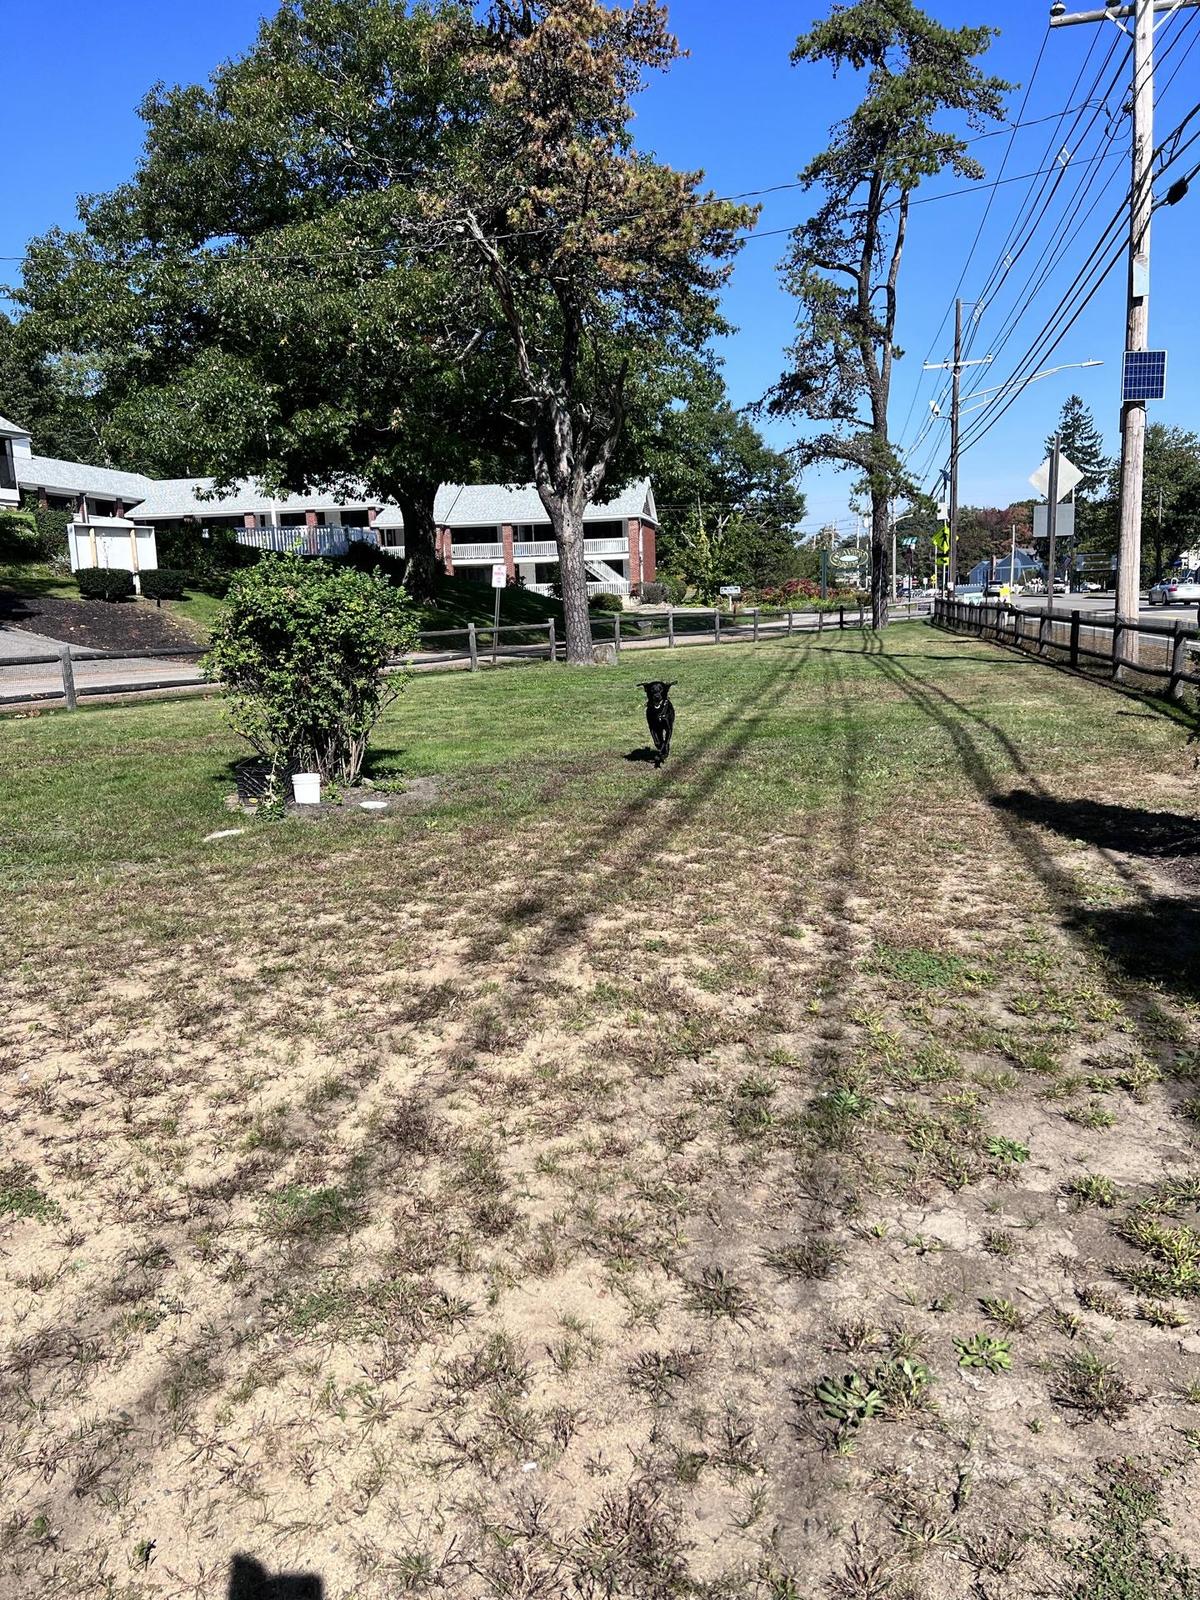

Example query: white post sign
[491,563,507,588]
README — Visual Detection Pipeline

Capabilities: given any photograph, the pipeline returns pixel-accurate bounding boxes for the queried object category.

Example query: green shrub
[638,581,667,604]
[589,590,624,613]
[0,509,42,558]
[139,567,188,601]
[203,555,419,786]
[335,539,394,577]
[76,567,135,601]
[660,573,689,604]
[20,502,72,560]
[156,523,260,594]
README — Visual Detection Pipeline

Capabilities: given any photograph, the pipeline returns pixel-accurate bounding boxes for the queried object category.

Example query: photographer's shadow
[229,1555,322,1599]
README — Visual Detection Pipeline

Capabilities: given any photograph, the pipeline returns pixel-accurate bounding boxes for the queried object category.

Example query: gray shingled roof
[435,478,657,528]
[0,415,30,438]
[17,454,155,501]
[135,476,378,519]
[14,446,658,531]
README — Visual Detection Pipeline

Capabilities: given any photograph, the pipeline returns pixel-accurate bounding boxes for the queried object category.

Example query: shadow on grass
[992,790,1200,861]
[1069,899,1200,1001]
[859,633,1200,1046]
[228,1555,322,1599]
[624,746,660,764]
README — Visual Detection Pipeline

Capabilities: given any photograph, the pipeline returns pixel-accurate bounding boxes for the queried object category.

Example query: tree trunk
[870,490,889,629]
[394,480,440,602]
[545,495,594,663]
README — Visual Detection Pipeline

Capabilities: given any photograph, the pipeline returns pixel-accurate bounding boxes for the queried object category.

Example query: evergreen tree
[1043,395,1109,499]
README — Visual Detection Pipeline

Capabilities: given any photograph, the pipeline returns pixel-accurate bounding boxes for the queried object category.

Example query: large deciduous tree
[17,0,520,599]
[443,0,754,662]
[763,0,1009,628]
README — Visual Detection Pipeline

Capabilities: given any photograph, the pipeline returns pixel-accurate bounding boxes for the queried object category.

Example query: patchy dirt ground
[0,588,201,654]
[2,632,1200,1600]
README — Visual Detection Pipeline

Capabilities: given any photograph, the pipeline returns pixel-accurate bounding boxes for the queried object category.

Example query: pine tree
[1044,395,1109,499]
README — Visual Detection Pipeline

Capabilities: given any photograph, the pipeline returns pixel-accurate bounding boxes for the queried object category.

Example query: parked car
[1149,573,1200,606]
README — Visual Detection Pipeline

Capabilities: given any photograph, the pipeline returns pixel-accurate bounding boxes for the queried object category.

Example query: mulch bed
[0,589,200,654]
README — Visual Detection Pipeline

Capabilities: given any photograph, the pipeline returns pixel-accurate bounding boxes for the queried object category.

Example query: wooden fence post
[667,607,675,648]
[547,617,556,663]
[714,609,721,644]
[1037,611,1048,657]
[858,600,864,629]
[818,608,824,634]
[614,613,621,658]
[59,647,78,711]
[787,609,793,635]
[1069,610,1080,671]
[1111,619,1123,680]
[468,622,478,672]
[839,606,845,630]
[1170,623,1188,700]
[753,608,760,643]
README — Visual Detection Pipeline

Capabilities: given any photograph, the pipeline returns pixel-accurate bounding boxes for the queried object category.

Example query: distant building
[5,420,658,598]
[966,549,1042,587]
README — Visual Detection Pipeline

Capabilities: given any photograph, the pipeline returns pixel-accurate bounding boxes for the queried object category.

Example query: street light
[958,359,1103,417]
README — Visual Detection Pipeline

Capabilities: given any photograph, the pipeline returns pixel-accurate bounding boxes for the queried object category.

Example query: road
[1007,591,1200,626]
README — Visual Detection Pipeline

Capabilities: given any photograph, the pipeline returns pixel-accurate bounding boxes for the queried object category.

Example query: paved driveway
[0,626,73,661]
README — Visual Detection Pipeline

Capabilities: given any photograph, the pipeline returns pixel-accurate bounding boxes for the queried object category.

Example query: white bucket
[292,772,322,806]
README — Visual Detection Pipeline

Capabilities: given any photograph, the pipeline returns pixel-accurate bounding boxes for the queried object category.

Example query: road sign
[1033,504,1076,540]
[1029,454,1083,500]
[491,563,507,588]
[1122,349,1167,402]
[719,584,742,597]
[900,536,918,548]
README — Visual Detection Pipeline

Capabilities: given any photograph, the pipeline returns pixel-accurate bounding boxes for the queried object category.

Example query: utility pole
[1050,0,1199,666]
[1046,433,1061,617]
[949,298,962,593]
[924,301,991,594]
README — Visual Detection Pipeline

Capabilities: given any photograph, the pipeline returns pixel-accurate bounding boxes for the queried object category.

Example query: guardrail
[933,596,1200,699]
[0,598,934,711]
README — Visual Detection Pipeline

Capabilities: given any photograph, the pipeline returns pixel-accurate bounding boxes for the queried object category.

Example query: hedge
[588,590,625,613]
[139,568,188,601]
[77,567,135,601]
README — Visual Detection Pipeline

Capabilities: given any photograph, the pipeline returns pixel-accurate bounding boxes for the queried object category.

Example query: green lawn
[3,625,1200,1600]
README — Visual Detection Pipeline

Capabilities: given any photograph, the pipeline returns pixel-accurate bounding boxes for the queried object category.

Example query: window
[0,439,15,491]
[584,519,624,542]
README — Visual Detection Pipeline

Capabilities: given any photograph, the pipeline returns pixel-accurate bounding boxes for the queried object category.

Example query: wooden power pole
[1050,0,1199,666]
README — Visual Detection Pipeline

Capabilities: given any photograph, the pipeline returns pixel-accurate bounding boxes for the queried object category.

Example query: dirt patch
[224,774,446,817]
[0,588,200,653]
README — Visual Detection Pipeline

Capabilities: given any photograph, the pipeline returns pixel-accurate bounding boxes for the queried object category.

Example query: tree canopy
[17,0,522,596]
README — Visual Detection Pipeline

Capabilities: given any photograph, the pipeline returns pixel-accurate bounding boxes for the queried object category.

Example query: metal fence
[933,596,1200,701]
[0,598,935,712]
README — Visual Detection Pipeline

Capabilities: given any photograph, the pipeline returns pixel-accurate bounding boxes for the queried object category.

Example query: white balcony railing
[450,542,504,562]
[527,579,629,598]
[512,536,629,562]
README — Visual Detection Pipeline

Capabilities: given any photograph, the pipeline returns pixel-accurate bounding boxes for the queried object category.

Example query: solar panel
[1122,349,1167,402]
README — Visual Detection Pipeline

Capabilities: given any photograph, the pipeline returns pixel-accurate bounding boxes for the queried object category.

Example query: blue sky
[1,0,1198,532]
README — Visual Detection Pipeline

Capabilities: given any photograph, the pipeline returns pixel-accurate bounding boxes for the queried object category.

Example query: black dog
[638,681,676,767]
